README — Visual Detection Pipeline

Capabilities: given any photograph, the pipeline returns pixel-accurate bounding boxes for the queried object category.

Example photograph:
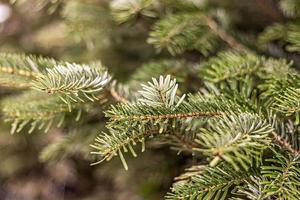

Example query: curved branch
[203,15,250,53]
[271,131,300,155]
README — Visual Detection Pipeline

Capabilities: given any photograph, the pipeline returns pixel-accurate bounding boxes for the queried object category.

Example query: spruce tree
[1,0,300,199]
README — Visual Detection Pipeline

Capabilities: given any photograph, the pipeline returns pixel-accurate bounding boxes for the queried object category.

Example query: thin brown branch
[203,15,249,53]
[109,87,129,104]
[271,131,300,155]
[113,111,223,121]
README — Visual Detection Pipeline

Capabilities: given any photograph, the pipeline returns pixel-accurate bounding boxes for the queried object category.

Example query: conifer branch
[33,63,111,104]
[1,91,82,134]
[148,13,220,55]
[166,164,253,200]
[231,176,268,200]
[0,53,57,77]
[0,53,57,89]
[272,87,300,116]
[200,51,263,83]
[261,150,300,199]
[194,113,273,170]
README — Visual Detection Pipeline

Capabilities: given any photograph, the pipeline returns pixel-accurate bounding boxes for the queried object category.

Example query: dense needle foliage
[1,0,300,199]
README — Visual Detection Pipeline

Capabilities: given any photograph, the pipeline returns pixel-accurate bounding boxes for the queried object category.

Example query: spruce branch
[148,12,249,56]
[261,150,300,199]
[166,164,253,200]
[0,53,57,77]
[231,176,269,200]
[200,51,263,83]
[166,132,199,154]
[259,65,299,107]
[0,53,57,88]
[109,80,134,103]
[255,0,283,22]
[172,165,205,188]
[194,113,273,170]
[259,23,300,54]
[260,67,300,120]
[267,115,300,156]
[148,13,220,55]
[1,91,82,134]
[33,63,111,105]
[138,75,186,108]
[272,87,300,116]
[92,76,253,169]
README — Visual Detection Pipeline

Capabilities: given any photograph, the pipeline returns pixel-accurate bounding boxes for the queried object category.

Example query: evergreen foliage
[1,0,300,199]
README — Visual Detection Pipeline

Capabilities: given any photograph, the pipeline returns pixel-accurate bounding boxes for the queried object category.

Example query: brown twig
[203,15,250,53]
[271,131,300,155]
[109,87,129,104]
[113,111,223,121]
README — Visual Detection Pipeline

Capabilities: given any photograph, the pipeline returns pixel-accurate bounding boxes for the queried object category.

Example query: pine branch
[166,164,253,200]
[272,87,300,116]
[33,62,111,105]
[0,53,57,88]
[194,112,273,170]
[200,51,263,83]
[259,22,300,54]
[138,75,186,108]
[92,76,255,169]
[261,150,300,199]
[148,13,220,55]
[231,176,270,200]
[1,91,82,134]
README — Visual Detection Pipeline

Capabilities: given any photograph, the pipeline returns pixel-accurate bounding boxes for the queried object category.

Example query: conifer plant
[1,0,300,199]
